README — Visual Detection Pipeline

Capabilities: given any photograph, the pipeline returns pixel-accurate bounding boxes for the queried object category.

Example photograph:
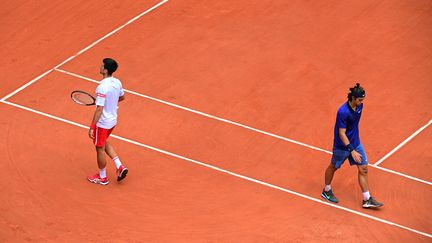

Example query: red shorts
[93,126,115,147]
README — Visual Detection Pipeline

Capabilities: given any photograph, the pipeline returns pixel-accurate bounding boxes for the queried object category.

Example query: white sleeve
[119,83,125,97]
[95,85,106,106]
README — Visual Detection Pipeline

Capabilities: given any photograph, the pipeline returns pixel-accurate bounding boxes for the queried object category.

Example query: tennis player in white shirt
[87,58,128,185]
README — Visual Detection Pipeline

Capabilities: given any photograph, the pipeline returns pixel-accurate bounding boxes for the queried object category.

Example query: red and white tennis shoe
[87,173,109,185]
[117,165,128,181]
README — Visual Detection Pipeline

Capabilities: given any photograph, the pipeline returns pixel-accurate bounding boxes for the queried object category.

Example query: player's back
[103,77,122,110]
[96,77,123,129]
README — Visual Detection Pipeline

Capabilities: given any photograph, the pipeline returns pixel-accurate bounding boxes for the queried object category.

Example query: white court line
[2,0,428,186]
[3,1,429,237]
[54,68,332,155]
[374,119,432,166]
[1,69,54,102]
[0,100,431,239]
[54,68,432,186]
[369,164,431,186]
[0,0,168,102]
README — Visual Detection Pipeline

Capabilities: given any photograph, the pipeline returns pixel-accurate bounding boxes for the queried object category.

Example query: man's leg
[105,141,128,181]
[322,163,339,203]
[96,145,108,180]
[96,145,107,169]
[357,165,383,208]
[325,163,337,186]
[87,145,109,185]
[88,126,109,185]
[105,141,118,159]
[357,165,369,193]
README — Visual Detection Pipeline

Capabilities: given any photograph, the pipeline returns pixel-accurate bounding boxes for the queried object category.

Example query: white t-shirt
[95,77,124,129]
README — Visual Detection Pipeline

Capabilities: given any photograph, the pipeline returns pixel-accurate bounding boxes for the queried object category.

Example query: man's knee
[358,166,368,175]
[328,163,338,172]
[95,146,105,152]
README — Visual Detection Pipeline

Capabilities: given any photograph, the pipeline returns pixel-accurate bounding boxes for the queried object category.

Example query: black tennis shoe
[362,197,383,208]
[321,189,339,203]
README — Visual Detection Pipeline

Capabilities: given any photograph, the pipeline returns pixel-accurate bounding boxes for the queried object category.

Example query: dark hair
[347,83,366,101]
[103,58,118,75]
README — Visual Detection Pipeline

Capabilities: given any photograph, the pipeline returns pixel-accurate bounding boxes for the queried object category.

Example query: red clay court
[1,0,431,242]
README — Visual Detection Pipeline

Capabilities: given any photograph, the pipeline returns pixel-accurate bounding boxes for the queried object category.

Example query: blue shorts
[331,144,368,169]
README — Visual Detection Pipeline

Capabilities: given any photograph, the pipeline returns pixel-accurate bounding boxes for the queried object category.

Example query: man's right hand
[88,128,94,139]
[351,150,362,163]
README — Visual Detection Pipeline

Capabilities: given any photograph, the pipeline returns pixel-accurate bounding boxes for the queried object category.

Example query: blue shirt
[333,102,363,150]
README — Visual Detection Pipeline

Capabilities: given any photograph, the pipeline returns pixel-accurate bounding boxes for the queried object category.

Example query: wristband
[90,122,96,130]
[347,144,355,152]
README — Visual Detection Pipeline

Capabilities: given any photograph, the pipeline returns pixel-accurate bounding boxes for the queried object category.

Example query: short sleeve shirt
[95,77,124,129]
[333,102,363,150]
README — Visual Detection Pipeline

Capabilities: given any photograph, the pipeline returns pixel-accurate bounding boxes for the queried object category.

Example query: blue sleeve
[336,110,348,129]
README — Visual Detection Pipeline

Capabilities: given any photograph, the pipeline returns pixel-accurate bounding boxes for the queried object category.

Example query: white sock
[112,156,122,169]
[362,191,370,200]
[99,168,107,178]
[324,185,332,192]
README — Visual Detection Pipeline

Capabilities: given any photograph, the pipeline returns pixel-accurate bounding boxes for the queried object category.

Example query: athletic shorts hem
[331,144,368,169]
[93,126,115,147]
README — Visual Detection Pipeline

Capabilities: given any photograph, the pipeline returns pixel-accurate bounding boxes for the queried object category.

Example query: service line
[54,68,432,186]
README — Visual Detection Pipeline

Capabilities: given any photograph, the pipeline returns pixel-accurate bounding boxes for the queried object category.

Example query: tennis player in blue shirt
[321,83,383,208]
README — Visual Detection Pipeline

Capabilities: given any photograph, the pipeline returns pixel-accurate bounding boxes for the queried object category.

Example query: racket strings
[72,92,95,105]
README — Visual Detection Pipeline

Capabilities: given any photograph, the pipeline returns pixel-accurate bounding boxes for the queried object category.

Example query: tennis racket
[71,90,96,106]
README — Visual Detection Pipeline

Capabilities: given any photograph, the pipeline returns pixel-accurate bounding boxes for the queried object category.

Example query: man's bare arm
[89,106,104,139]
